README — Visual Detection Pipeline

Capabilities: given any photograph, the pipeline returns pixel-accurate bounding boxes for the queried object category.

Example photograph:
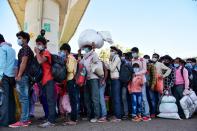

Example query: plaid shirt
[164,65,175,90]
[146,63,157,90]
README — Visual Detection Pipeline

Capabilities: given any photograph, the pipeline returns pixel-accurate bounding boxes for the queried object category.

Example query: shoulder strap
[181,66,184,79]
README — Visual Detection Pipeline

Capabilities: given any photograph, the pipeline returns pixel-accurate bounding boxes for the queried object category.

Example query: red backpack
[75,63,87,87]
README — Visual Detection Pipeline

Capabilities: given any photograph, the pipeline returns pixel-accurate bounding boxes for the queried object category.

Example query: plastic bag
[180,95,196,119]
[78,29,113,49]
[159,103,178,113]
[155,74,164,94]
[59,94,71,114]
[161,95,176,103]
[157,113,181,120]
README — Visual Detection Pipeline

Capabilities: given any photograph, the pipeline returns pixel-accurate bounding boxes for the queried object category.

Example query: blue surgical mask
[60,51,66,58]
[174,64,180,68]
[83,48,90,53]
[185,63,193,69]
[17,39,23,46]
[133,68,140,73]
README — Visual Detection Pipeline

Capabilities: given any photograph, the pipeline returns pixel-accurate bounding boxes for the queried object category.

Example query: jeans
[16,75,30,122]
[146,85,159,115]
[122,86,128,116]
[67,80,79,121]
[171,84,185,118]
[99,83,107,117]
[84,79,100,119]
[42,80,56,123]
[40,87,49,119]
[142,84,150,117]
[111,79,122,119]
[131,92,142,117]
[0,75,16,126]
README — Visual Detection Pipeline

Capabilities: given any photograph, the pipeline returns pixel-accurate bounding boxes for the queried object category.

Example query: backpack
[28,57,43,85]
[119,61,134,83]
[51,54,67,83]
[75,63,87,87]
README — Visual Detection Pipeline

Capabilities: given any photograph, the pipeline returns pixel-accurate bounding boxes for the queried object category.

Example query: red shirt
[41,50,53,85]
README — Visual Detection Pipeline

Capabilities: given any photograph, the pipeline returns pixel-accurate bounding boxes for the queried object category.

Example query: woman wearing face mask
[79,44,103,123]
[162,55,175,93]
[172,57,189,119]
[107,46,122,122]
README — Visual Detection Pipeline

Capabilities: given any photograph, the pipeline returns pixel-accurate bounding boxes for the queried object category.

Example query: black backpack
[28,57,43,85]
[119,61,134,83]
[51,54,67,83]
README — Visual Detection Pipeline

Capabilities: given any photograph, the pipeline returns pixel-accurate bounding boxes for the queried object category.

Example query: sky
[0,0,197,58]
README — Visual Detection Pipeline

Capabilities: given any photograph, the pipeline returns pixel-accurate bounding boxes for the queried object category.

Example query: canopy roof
[8,0,90,45]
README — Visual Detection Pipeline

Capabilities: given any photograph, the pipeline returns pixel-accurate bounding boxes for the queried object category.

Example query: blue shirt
[0,42,16,80]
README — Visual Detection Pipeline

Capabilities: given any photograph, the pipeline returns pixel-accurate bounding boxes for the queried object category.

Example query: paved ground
[1,105,197,131]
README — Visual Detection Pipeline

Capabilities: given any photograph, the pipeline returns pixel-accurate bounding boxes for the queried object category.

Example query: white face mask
[37,45,45,51]
[17,39,23,46]
[145,59,149,63]
[152,58,158,62]
[133,68,140,73]
[132,53,138,58]
[110,52,115,57]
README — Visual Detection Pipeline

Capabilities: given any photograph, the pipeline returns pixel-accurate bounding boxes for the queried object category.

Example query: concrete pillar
[24,0,59,54]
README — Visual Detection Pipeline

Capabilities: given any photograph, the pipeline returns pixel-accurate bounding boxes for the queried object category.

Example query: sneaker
[25,120,32,124]
[90,118,98,123]
[39,121,55,128]
[142,116,151,122]
[122,115,128,120]
[9,121,29,128]
[132,116,141,122]
[110,117,121,123]
[97,117,107,123]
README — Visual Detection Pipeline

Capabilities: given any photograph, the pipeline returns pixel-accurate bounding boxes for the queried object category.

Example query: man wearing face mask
[9,31,34,128]
[107,46,122,122]
[34,37,57,128]
[131,47,150,121]
[152,53,171,83]
[80,44,102,123]
[0,34,16,127]
[172,57,189,119]
[143,55,157,118]
[59,43,78,125]
[152,53,172,77]
[150,53,171,117]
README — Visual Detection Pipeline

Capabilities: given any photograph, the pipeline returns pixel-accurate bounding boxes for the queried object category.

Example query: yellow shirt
[66,54,77,81]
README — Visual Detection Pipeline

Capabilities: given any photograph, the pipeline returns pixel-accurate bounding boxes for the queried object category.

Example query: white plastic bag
[157,113,181,120]
[189,90,197,102]
[158,94,180,120]
[159,103,178,113]
[78,29,113,49]
[180,95,196,119]
[161,95,176,103]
